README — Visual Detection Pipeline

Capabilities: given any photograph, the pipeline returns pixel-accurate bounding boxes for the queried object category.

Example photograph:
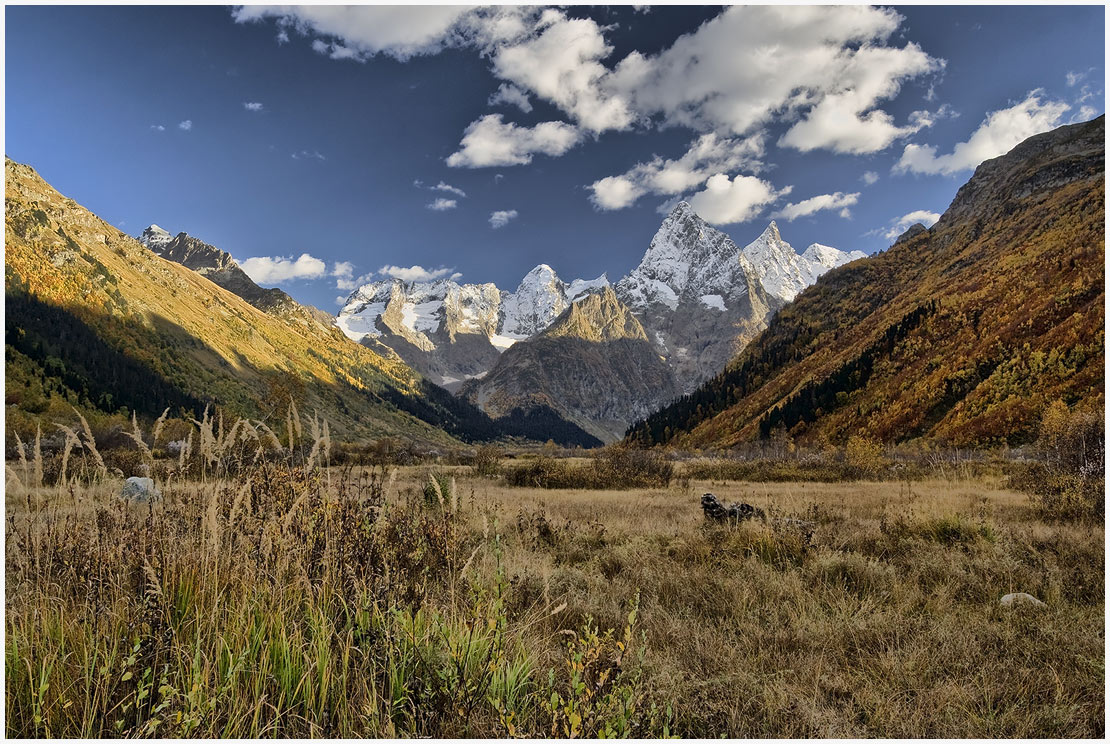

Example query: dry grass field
[4,422,1105,738]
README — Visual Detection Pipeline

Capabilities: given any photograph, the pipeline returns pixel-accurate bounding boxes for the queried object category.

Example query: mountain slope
[628,116,1105,448]
[140,227,337,328]
[4,158,486,443]
[463,287,680,443]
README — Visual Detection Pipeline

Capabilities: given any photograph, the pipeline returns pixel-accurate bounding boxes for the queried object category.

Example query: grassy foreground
[5,425,1104,737]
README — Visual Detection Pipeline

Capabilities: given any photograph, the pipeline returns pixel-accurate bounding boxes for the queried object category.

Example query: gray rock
[119,476,161,502]
[1000,592,1046,608]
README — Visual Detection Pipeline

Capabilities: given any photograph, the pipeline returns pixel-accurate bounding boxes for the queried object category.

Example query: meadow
[4,414,1105,737]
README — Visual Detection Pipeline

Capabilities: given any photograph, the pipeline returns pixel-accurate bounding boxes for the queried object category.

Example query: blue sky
[6,4,1104,310]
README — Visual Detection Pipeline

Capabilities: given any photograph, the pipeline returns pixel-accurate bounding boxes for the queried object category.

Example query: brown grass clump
[5,411,1104,737]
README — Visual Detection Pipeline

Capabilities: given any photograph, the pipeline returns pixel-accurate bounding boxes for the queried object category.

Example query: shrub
[504,447,674,490]
[472,444,503,478]
[844,435,886,476]
[1009,399,1104,521]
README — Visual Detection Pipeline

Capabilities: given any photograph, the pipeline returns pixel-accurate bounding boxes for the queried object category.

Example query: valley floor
[5,463,1104,737]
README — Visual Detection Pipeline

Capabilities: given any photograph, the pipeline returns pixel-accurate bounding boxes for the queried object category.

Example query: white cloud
[491,12,633,134]
[686,174,790,225]
[882,209,940,240]
[894,90,1069,176]
[178,120,193,131]
[432,181,466,197]
[1066,70,1087,87]
[238,5,945,170]
[861,171,880,185]
[332,261,354,279]
[232,5,473,61]
[777,46,942,154]
[1076,105,1098,122]
[489,209,519,229]
[150,124,165,132]
[446,114,581,167]
[292,150,326,161]
[608,6,940,143]
[379,264,455,282]
[427,198,458,211]
[243,101,264,111]
[589,133,764,210]
[488,83,533,113]
[240,253,327,284]
[772,192,860,222]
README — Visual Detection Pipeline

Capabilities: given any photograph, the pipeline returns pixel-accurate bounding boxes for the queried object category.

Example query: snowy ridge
[741,221,866,301]
[337,266,610,349]
[615,201,759,315]
[138,224,173,253]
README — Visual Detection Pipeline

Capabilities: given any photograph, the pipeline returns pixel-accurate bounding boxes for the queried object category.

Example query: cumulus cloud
[335,264,378,291]
[772,192,860,221]
[488,83,533,113]
[446,114,581,167]
[243,101,264,112]
[232,5,473,61]
[432,181,466,197]
[427,198,457,211]
[894,90,1069,176]
[686,174,790,225]
[608,6,940,145]
[240,253,327,284]
[589,133,765,210]
[861,171,880,185]
[490,12,634,134]
[150,124,165,132]
[238,5,944,165]
[489,209,518,229]
[881,209,941,240]
[178,120,193,131]
[379,264,455,282]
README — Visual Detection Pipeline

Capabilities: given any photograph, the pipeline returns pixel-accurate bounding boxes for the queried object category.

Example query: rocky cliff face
[462,286,680,442]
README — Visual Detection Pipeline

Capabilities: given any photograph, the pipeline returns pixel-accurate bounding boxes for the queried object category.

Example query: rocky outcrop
[462,287,680,442]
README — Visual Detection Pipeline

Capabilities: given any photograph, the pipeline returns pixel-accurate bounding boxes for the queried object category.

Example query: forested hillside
[628,116,1105,449]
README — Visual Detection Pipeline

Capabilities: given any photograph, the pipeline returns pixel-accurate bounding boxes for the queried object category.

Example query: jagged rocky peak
[616,200,754,314]
[542,285,648,343]
[499,263,570,338]
[741,221,867,302]
[894,223,929,245]
[138,224,173,253]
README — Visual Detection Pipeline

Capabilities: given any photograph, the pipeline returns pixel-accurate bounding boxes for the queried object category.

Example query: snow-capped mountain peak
[802,242,867,272]
[138,224,173,253]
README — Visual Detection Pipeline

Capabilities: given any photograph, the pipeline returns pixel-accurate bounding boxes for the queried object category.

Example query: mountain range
[10,118,1095,452]
[332,204,862,439]
[628,116,1105,448]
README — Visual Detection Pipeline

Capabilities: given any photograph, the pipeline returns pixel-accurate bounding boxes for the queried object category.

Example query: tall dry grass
[4,409,1105,737]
